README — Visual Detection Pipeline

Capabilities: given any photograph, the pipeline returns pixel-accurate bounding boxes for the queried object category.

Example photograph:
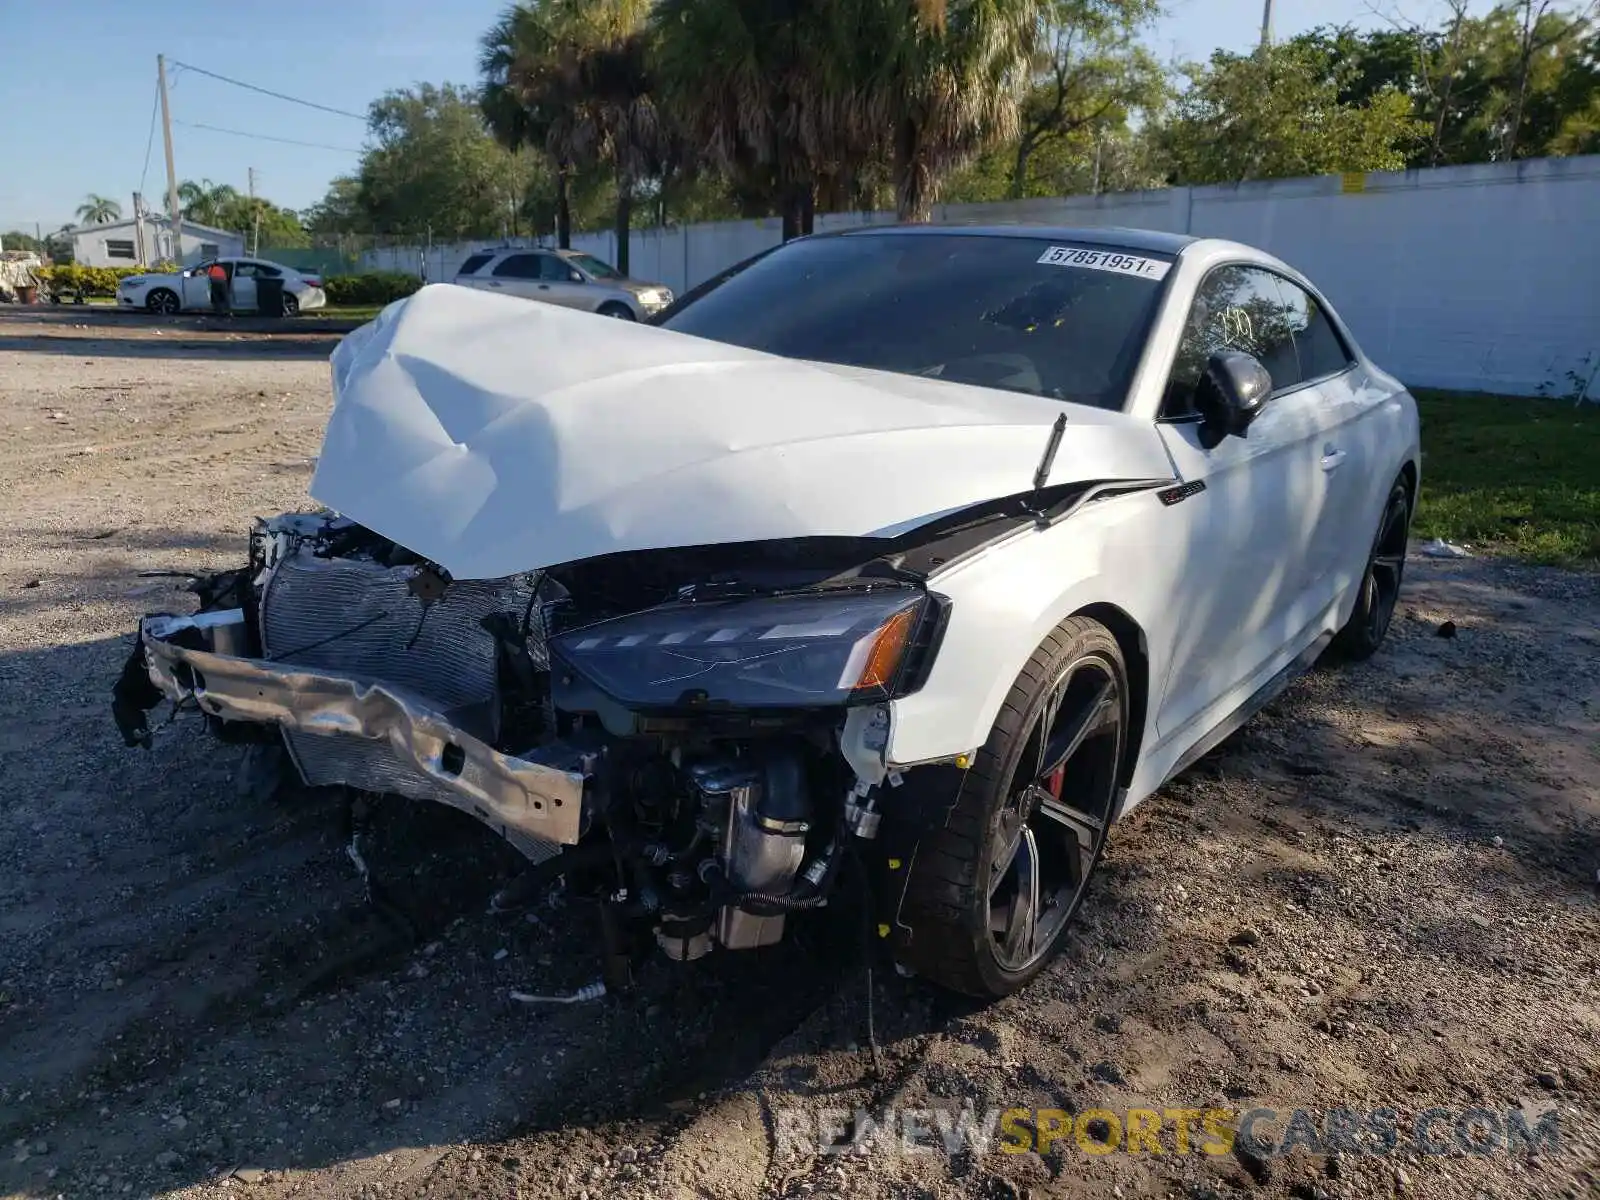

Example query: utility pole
[157,54,183,263]
[1259,0,1273,50]
[132,192,146,265]
[248,167,260,256]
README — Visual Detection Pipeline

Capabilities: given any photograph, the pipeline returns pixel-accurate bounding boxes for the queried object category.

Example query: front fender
[886,489,1169,766]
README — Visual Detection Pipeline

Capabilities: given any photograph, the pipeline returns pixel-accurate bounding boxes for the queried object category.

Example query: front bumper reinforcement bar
[134,613,585,849]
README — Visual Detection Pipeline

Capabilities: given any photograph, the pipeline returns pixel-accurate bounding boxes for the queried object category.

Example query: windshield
[658,233,1174,410]
[568,252,622,280]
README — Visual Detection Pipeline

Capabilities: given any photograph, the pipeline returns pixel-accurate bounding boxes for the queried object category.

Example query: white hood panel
[313,284,1174,580]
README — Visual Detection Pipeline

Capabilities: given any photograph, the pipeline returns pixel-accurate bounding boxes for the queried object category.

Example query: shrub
[38,264,173,297]
[322,271,422,307]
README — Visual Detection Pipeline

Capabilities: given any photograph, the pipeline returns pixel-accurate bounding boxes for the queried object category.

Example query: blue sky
[0,0,1488,233]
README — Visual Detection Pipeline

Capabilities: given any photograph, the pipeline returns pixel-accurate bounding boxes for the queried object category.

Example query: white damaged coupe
[116,226,1420,998]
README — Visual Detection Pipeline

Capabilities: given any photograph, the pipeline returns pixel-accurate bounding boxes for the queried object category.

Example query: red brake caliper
[1046,764,1066,800]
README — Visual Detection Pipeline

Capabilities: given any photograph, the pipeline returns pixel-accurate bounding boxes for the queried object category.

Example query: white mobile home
[66,218,243,268]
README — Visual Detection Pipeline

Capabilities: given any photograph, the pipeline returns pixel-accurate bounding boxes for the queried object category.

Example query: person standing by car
[207,261,230,316]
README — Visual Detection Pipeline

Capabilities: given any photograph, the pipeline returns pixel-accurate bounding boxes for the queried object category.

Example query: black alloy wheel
[898,617,1127,998]
[1331,478,1411,660]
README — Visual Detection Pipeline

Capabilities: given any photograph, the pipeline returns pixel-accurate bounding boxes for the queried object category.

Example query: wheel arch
[1070,602,1149,794]
[1399,458,1419,513]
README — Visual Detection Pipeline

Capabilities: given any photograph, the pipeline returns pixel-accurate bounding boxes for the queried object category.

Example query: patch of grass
[312,304,384,321]
[1413,389,1600,566]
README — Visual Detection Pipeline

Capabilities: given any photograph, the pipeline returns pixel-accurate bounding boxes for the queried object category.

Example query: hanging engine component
[648,751,815,957]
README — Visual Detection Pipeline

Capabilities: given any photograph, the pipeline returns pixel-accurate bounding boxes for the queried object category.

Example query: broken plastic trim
[139,616,586,849]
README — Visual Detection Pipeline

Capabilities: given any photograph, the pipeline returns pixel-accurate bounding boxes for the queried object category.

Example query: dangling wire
[848,839,884,1079]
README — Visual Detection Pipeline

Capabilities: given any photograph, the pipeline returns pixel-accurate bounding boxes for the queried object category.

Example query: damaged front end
[116,511,954,961]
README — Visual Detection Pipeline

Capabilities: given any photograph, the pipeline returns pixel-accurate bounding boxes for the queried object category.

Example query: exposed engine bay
[115,510,976,963]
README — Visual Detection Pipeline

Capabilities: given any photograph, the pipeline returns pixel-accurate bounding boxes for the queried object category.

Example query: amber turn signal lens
[854,608,917,691]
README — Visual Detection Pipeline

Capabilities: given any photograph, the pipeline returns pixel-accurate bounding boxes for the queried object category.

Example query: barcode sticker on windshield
[1036,246,1171,280]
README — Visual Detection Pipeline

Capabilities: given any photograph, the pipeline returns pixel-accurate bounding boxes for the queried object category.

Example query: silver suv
[451,247,672,320]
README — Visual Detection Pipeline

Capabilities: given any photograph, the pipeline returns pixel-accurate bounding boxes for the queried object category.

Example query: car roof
[821,224,1198,255]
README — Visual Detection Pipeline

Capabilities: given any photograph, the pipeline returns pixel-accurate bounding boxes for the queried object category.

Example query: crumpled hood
[313,284,1174,580]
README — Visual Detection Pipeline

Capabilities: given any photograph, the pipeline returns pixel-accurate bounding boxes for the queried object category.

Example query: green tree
[1350,2,1597,166]
[552,0,663,273]
[1006,0,1165,197]
[1,230,43,252]
[875,0,1044,220]
[302,176,366,234]
[652,0,1041,230]
[357,82,540,240]
[177,179,243,227]
[75,195,122,224]
[237,201,309,251]
[1548,23,1600,152]
[481,2,583,246]
[1157,40,1426,183]
[173,179,308,249]
[650,0,863,238]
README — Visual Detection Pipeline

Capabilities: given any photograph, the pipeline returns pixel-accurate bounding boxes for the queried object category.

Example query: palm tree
[177,180,243,228]
[874,0,1041,221]
[562,2,661,273]
[481,1,663,273]
[75,195,122,225]
[482,4,577,246]
[651,0,875,239]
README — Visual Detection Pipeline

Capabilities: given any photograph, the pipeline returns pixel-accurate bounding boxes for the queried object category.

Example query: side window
[1275,279,1353,382]
[492,254,542,279]
[539,255,579,282]
[1162,265,1303,417]
[457,253,493,276]
[254,263,283,278]
[233,263,259,279]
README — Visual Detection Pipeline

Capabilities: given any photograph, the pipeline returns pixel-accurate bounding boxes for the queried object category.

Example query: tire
[1330,478,1411,662]
[281,293,299,318]
[145,288,180,315]
[598,301,636,320]
[897,616,1128,998]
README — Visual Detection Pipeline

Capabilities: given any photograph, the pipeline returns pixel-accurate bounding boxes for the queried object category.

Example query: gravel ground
[1,310,1596,1200]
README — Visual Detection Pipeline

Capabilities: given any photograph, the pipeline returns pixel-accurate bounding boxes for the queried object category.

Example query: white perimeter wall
[360,154,1600,397]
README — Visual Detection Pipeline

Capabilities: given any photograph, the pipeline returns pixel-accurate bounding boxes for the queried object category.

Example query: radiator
[258,550,558,862]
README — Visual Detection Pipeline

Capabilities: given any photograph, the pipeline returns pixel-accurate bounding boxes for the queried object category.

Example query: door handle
[488,281,502,288]
[538,284,550,290]
[1320,447,1347,471]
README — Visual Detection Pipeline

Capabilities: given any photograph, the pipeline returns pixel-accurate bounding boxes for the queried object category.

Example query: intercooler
[258,550,559,862]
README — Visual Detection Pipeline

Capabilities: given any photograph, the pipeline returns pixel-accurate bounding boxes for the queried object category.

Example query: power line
[139,77,161,196]
[174,120,363,153]
[168,60,368,121]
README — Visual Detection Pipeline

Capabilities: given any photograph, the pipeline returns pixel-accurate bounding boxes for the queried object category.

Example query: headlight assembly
[550,589,944,709]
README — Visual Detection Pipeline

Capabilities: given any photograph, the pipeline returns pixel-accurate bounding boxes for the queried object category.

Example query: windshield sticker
[1036,246,1171,280]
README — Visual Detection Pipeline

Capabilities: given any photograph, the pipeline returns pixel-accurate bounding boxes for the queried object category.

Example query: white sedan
[118,227,1418,1000]
[116,257,327,316]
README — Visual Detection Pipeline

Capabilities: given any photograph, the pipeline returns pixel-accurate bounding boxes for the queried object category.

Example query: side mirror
[1194,350,1272,446]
